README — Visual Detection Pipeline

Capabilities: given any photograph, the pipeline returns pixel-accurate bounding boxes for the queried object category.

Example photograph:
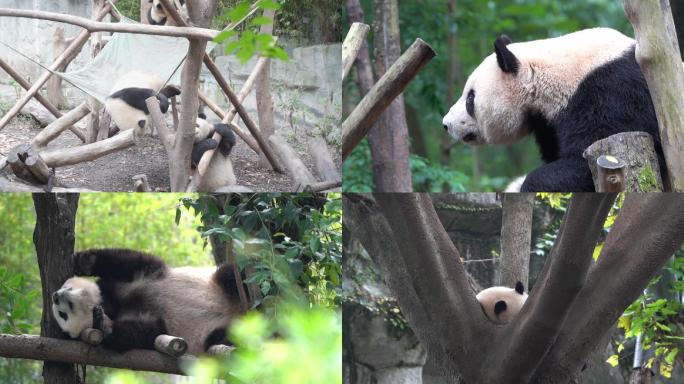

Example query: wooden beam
[342,22,370,81]
[40,129,135,167]
[269,134,316,185]
[0,8,220,40]
[0,57,85,142]
[0,2,113,131]
[342,38,436,160]
[0,334,189,375]
[32,102,90,148]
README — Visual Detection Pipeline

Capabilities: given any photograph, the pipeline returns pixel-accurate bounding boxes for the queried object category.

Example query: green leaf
[665,348,679,364]
[249,16,273,27]
[606,354,619,367]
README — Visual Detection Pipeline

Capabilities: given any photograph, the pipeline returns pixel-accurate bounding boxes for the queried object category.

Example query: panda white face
[195,117,215,143]
[51,277,102,338]
[443,53,530,146]
[476,281,528,324]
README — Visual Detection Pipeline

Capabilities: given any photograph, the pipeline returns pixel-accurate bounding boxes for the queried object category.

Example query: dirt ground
[0,114,338,192]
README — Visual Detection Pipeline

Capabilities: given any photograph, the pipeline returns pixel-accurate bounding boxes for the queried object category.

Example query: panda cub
[52,249,246,355]
[147,0,186,26]
[476,281,528,324]
[105,71,181,137]
[443,28,664,192]
[192,113,237,191]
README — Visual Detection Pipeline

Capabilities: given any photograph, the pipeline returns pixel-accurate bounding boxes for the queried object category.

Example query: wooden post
[0,2,114,131]
[309,137,340,181]
[255,9,276,169]
[623,0,684,191]
[342,22,370,81]
[583,132,663,192]
[596,155,626,192]
[47,26,71,108]
[0,58,85,142]
[342,38,436,160]
[269,134,317,186]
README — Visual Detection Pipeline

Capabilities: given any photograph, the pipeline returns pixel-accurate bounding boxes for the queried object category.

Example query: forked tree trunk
[368,0,412,192]
[33,193,80,384]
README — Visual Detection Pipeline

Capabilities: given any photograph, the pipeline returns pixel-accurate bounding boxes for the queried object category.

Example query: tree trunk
[344,193,684,383]
[33,193,80,384]
[623,0,684,191]
[368,0,412,192]
[170,0,217,191]
[499,193,534,288]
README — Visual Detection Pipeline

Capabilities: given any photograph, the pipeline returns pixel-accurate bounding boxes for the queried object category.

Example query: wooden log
[623,0,684,191]
[214,185,255,192]
[203,54,283,173]
[342,38,436,160]
[207,344,234,356]
[269,134,316,185]
[309,137,340,181]
[0,175,92,192]
[154,334,187,357]
[40,129,135,167]
[23,147,50,185]
[0,8,220,40]
[302,179,342,192]
[595,155,626,192]
[0,334,188,375]
[0,2,113,131]
[198,92,260,152]
[583,131,663,192]
[7,144,39,184]
[133,174,152,192]
[78,328,103,345]
[32,102,90,148]
[0,57,85,142]
[342,22,371,81]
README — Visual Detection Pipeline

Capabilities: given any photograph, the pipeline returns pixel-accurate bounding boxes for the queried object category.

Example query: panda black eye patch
[466,89,475,118]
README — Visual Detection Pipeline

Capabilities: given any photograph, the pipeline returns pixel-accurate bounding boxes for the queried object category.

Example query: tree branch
[0,8,219,40]
[0,334,189,375]
[534,193,684,382]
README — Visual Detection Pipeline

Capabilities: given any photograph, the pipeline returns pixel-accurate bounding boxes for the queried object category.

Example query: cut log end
[78,328,103,345]
[154,334,187,357]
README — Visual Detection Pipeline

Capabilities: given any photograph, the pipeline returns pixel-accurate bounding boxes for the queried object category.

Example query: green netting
[51,17,214,103]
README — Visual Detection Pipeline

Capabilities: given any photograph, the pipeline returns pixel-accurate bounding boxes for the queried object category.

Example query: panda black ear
[494,300,507,315]
[515,281,525,294]
[494,35,519,74]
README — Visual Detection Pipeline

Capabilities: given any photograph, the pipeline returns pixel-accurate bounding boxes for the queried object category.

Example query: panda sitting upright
[476,281,528,324]
[191,113,237,191]
[51,248,246,354]
[442,28,663,192]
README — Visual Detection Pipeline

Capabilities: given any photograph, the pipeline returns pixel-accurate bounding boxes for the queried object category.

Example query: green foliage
[178,193,342,310]
[343,139,469,192]
[113,0,141,21]
[344,0,632,191]
[214,0,289,63]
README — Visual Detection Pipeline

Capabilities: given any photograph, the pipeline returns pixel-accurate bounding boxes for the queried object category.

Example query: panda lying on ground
[105,71,181,137]
[443,28,664,192]
[191,113,237,191]
[476,281,528,324]
[51,248,246,354]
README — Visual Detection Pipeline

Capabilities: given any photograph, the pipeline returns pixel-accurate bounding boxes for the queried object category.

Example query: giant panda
[147,0,186,26]
[476,281,528,324]
[442,28,663,192]
[105,71,181,137]
[51,248,246,354]
[192,113,237,192]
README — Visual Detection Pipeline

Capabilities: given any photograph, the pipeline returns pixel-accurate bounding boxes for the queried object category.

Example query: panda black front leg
[103,317,167,352]
[214,123,236,156]
[521,157,595,192]
[74,248,167,281]
[191,138,219,168]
